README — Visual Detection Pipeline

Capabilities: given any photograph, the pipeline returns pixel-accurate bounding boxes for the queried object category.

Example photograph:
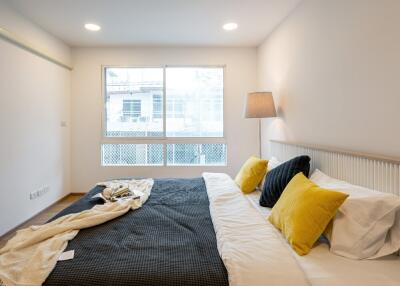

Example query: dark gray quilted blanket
[44,178,229,286]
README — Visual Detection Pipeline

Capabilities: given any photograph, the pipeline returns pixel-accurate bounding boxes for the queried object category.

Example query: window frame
[101,65,227,167]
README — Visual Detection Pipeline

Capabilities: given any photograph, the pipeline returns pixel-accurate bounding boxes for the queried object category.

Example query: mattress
[244,190,400,286]
[44,178,229,286]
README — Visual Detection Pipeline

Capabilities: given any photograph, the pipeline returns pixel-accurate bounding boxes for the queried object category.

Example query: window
[105,68,163,137]
[152,94,162,119]
[102,144,163,166]
[166,98,185,118]
[167,144,226,166]
[102,66,226,166]
[166,67,223,137]
[123,99,141,119]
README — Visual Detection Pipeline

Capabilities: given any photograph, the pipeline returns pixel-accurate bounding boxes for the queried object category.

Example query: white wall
[0,0,71,66]
[257,0,400,159]
[0,0,71,235]
[71,47,258,192]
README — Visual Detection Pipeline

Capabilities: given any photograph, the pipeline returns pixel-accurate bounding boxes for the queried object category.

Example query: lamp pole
[259,118,262,157]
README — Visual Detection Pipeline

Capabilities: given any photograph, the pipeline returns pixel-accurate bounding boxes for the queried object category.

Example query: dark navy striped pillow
[260,155,311,208]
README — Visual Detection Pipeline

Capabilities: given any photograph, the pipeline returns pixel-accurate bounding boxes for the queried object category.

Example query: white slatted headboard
[270,140,400,196]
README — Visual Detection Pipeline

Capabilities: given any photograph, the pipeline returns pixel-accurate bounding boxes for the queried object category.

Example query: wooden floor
[0,194,83,248]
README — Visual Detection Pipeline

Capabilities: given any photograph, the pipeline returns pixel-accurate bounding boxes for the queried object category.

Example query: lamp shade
[244,92,277,118]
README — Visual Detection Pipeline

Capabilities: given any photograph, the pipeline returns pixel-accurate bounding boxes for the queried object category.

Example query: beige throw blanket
[0,179,153,286]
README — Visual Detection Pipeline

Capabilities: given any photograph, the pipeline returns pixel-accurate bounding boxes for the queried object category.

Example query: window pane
[167,144,226,166]
[166,67,223,137]
[105,68,163,137]
[102,144,163,166]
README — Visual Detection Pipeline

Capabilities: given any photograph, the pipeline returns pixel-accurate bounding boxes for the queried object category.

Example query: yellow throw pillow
[235,156,268,193]
[268,172,348,256]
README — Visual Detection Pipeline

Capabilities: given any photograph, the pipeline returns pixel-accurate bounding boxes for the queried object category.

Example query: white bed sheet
[203,172,310,286]
[244,190,400,286]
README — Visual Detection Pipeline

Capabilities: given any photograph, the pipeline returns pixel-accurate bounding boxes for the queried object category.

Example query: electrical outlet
[30,185,50,200]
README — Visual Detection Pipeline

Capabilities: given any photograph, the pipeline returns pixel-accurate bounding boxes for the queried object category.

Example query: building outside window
[122,99,141,120]
[152,94,162,119]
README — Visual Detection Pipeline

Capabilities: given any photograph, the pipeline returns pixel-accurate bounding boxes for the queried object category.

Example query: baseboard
[0,193,72,240]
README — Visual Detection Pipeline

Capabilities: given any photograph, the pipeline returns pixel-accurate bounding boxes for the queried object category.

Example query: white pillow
[310,169,400,259]
[267,156,282,171]
[259,157,282,189]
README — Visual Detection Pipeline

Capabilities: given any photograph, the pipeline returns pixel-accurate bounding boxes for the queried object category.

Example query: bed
[245,190,400,286]
[44,178,229,286]
[42,140,400,286]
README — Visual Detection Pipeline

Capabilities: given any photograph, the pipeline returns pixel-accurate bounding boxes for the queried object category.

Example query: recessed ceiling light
[84,23,101,31]
[223,22,238,31]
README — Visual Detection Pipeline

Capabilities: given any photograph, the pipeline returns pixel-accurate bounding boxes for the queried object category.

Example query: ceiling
[6,0,301,47]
